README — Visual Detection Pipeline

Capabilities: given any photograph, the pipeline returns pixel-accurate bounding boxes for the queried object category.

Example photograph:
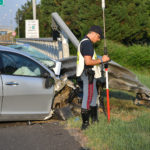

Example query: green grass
[66,91,150,150]
[84,112,150,150]
[132,69,150,88]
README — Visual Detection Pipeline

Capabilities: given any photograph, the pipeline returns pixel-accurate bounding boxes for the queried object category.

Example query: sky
[0,0,40,30]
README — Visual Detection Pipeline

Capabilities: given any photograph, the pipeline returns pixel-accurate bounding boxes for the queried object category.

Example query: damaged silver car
[0,45,58,121]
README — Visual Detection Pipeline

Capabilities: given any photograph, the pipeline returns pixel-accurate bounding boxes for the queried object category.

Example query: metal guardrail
[59,56,77,77]
[17,38,53,42]
[16,38,64,60]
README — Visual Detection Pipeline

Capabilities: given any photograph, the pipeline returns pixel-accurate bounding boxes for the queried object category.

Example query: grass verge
[66,90,150,150]
[132,69,150,88]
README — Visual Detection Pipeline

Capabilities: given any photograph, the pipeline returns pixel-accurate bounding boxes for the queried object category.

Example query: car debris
[53,59,150,120]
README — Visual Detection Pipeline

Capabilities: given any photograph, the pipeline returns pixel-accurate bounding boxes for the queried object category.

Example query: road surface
[0,121,88,150]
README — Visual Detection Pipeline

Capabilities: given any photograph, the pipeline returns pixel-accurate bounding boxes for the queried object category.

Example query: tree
[40,0,66,37]
[16,0,150,45]
[106,0,150,44]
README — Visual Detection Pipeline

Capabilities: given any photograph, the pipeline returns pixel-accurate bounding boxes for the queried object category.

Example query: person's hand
[102,55,110,63]
[97,55,103,63]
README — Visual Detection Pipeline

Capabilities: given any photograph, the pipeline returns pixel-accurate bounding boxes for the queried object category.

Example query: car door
[0,75,2,114]
[0,51,55,119]
[0,57,3,114]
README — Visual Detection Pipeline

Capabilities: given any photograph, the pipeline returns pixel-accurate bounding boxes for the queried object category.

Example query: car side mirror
[45,77,55,89]
[43,73,55,89]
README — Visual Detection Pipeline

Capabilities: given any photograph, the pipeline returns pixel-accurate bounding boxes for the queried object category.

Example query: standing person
[76,25,110,130]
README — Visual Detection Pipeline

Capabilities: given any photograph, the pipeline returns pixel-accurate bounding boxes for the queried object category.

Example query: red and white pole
[105,68,110,122]
[102,0,110,122]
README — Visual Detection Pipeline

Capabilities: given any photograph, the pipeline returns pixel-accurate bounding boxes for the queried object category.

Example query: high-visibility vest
[76,38,102,78]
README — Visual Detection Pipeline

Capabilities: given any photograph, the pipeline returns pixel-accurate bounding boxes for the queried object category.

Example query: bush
[95,40,150,69]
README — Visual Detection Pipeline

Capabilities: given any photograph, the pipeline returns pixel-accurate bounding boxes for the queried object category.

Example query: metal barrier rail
[16,38,53,42]
[59,56,77,77]
[16,38,66,60]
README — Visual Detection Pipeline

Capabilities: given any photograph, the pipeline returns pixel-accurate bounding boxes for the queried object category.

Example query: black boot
[90,105,99,123]
[81,108,90,130]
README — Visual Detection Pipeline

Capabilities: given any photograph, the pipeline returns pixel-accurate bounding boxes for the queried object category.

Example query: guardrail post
[57,38,63,59]
[61,32,70,58]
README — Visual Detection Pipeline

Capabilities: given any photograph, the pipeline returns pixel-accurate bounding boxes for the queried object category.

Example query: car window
[8,45,55,69]
[1,52,49,77]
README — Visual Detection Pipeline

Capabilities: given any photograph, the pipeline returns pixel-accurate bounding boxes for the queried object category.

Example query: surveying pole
[102,0,110,122]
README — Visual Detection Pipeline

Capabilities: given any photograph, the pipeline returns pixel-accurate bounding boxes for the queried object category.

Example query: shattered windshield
[8,44,55,68]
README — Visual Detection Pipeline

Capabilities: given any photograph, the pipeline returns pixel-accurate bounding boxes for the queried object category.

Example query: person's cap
[89,25,104,38]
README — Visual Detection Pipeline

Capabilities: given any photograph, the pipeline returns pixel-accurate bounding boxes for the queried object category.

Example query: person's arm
[84,56,101,65]
[84,55,110,66]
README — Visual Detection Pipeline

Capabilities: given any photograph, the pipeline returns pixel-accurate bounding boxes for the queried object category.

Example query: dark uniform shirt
[80,36,94,69]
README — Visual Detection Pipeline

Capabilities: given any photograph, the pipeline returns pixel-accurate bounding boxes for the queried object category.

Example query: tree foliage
[106,0,150,44]
[15,0,150,44]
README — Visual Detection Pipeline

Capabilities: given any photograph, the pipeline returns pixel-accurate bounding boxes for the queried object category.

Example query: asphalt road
[0,121,85,150]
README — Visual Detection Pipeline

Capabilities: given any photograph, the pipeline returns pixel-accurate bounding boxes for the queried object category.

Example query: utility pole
[32,0,36,20]
[17,12,20,38]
